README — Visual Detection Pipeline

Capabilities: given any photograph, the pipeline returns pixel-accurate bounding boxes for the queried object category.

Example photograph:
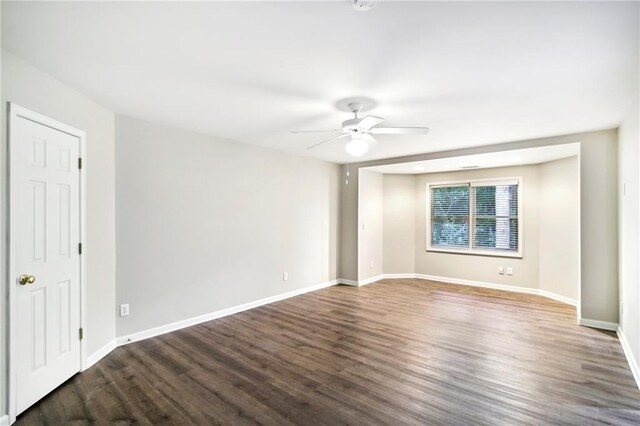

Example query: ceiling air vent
[352,0,378,12]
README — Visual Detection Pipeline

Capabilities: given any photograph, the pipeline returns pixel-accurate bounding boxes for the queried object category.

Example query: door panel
[12,114,82,415]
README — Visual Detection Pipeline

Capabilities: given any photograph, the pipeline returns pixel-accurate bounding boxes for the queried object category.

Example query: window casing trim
[426,176,523,258]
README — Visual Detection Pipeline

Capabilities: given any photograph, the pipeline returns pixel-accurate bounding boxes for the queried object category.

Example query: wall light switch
[498,266,504,275]
[120,304,130,317]
[370,260,374,269]
[507,267,513,276]
[283,272,289,281]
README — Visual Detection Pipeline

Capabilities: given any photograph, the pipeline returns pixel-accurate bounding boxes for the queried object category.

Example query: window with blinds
[429,179,520,256]
[430,185,470,248]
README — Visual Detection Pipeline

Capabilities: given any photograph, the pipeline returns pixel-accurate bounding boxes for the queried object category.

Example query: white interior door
[11,110,82,415]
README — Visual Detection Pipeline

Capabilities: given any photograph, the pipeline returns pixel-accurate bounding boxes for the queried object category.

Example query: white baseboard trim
[337,274,579,308]
[0,414,9,426]
[413,273,579,307]
[617,327,640,390]
[382,273,416,279]
[579,318,619,331]
[115,279,338,346]
[357,274,384,287]
[82,279,339,369]
[85,339,117,370]
[537,290,578,307]
[337,278,359,286]
[415,273,539,296]
[337,276,384,287]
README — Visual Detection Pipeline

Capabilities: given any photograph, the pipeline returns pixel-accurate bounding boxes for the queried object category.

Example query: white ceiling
[2,1,638,164]
[364,143,580,174]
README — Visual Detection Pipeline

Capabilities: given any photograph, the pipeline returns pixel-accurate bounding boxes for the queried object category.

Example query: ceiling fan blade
[290,129,344,134]
[356,115,385,130]
[305,133,350,150]
[369,127,429,135]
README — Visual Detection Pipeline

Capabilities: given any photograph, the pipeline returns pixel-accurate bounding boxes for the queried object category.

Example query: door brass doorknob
[18,275,36,285]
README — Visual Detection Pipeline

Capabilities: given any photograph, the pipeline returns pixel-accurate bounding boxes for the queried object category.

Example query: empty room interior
[1,1,640,425]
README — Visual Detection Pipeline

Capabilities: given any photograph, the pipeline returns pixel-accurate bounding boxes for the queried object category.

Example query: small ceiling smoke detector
[352,0,378,12]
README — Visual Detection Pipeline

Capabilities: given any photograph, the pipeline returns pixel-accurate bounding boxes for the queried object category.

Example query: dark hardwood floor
[17,279,640,425]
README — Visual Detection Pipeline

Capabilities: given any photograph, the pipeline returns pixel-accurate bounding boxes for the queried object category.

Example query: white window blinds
[429,179,520,255]
[472,183,519,252]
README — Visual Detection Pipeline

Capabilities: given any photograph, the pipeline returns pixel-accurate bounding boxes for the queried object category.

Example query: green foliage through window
[431,186,469,248]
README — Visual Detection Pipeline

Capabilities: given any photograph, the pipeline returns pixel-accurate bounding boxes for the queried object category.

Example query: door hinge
[79,243,83,255]
[78,157,83,170]
[79,328,84,340]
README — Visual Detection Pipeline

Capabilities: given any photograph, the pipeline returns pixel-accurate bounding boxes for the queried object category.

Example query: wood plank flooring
[17,279,640,425]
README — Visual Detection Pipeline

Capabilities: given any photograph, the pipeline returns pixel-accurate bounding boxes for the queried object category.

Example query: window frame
[426,177,523,258]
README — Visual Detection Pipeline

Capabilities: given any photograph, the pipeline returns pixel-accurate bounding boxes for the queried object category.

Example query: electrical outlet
[507,267,513,276]
[283,272,289,281]
[370,260,374,269]
[120,304,129,317]
[498,266,504,275]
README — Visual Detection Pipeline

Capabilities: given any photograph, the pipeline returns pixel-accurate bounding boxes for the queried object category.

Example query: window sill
[426,247,523,259]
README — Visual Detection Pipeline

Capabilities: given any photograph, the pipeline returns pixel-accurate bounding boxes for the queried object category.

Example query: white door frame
[7,103,88,423]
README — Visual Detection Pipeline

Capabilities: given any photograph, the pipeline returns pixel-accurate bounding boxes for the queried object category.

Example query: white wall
[539,157,580,301]
[618,4,640,382]
[1,50,117,414]
[357,169,384,282]
[115,116,340,337]
[383,175,415,274]
[0,10,4,420]
[619,106,639,374]
[414,165,541,289]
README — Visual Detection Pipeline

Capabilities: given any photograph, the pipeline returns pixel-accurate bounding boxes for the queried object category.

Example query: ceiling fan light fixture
[345,135,370,157]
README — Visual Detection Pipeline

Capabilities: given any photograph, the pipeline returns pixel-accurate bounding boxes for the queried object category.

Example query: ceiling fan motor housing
[341,118,363,131]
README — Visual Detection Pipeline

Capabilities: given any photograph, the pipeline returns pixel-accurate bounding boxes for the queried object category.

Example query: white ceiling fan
[291,102,429,157]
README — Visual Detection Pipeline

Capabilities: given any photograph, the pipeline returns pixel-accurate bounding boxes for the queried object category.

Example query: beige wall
[539,157,580,301]
[414,165,541,289]
[339,167,358,280]
[115,116,340,337]
[579,131,618,322]
[381,160,580,299]
[341,129,618,323]
[383,175,415,274]
[358,169,384,281]
[1,50,118,414]
[618,5,640,379]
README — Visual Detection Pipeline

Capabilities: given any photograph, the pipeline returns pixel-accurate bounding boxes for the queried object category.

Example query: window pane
[473,184,519,251]
[432,217,469,248]
[474,217,518,250]
[431,186,469,217]
[431,186,469,248]
[475,184,518,217]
